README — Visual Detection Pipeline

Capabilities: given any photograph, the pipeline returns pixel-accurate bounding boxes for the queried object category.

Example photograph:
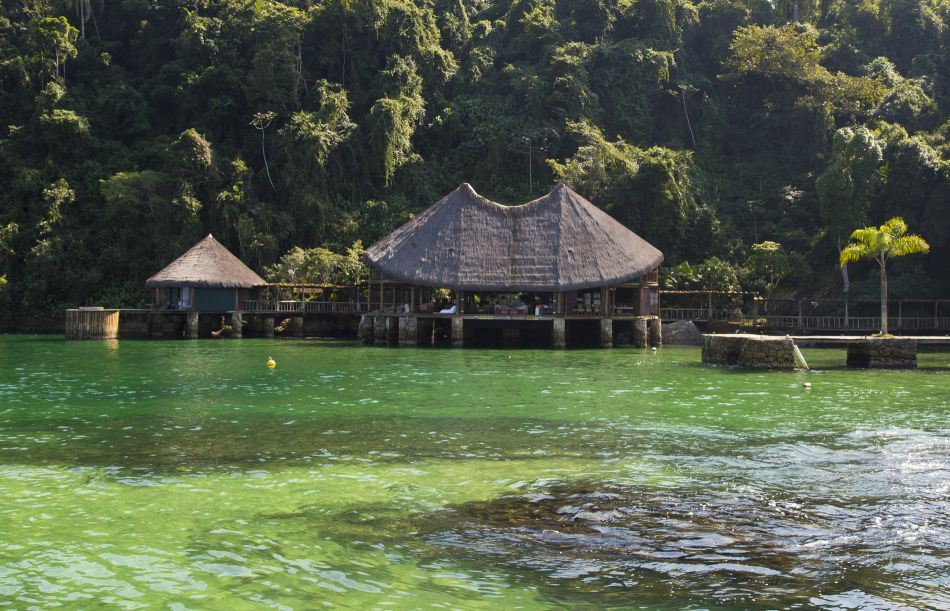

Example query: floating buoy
[266,357,277,368]
[651,347,657,352]
[802,382,812,389]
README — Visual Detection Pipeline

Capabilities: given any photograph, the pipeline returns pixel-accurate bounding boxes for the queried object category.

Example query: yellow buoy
[266,357,277,368]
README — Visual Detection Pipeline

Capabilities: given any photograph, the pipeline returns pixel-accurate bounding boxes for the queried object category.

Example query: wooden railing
[731,315,950,332]
[661,307,731,321]
[238,300,366,314]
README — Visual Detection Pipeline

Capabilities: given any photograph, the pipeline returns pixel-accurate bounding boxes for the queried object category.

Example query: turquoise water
[0,335,947,609]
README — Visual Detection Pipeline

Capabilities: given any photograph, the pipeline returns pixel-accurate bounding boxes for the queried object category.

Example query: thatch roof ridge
[145,234,266,288]
[364,183,664,291]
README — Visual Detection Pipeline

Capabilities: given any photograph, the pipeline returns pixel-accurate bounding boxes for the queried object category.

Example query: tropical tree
[744,241,789,305]
[839,217,930,334]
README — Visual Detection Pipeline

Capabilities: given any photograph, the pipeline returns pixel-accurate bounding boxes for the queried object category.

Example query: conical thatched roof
[364,183,664,291]
[145,234,266,288]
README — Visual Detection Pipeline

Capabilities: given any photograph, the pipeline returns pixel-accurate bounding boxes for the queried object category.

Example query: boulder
[662,320,703,345]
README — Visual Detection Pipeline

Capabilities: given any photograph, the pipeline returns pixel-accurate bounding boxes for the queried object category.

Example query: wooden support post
[600,318,613,347]
[898,300,903,331]
[231,312,243,339]
[936,301,940,329]
[292,315,304,338]
[797,299,803,331]
[552,317,566,349]
[709,291,714,321]
[186,311,199,339]
[262,316,274,338]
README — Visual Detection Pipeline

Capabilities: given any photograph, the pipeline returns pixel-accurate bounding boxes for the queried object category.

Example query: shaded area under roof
[364,183,664,291]
[145,234,266,288]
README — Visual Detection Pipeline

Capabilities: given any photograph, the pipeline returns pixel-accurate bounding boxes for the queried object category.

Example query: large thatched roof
[145,234,266,288]
[364,183,664,291]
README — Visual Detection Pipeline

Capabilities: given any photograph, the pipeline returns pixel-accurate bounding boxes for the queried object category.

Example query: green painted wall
[195,288,236,312]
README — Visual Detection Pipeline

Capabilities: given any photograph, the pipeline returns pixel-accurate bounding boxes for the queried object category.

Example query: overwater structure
[360,182,665,348]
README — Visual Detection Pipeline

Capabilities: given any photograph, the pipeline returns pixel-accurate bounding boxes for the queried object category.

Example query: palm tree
[839,217,929,334]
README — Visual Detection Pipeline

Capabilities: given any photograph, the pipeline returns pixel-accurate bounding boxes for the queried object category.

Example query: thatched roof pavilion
[146,234,265,289]
[364,182,663,291]
[146,234,264,312]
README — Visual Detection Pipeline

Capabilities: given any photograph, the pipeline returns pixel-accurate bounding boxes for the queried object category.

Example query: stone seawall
[702,334,798,369]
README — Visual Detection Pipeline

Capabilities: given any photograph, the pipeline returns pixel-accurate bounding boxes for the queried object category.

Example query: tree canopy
[0,0,946,317]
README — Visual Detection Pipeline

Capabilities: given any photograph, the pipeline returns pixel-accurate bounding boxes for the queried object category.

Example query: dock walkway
[702,333,948,369]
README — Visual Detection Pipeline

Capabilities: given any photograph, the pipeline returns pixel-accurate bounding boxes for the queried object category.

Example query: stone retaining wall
[846,338,917,368]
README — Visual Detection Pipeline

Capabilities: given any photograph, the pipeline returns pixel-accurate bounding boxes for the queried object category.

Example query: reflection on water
[0,336,947,609]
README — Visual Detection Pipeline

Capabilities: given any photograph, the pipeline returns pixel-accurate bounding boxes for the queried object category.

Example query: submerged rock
[425,481,934,607]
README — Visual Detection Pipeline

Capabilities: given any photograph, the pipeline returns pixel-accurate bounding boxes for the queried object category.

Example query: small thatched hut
[364,183,663,318]
[145,234,265,311]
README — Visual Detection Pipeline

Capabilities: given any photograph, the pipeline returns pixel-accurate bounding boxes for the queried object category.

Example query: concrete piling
[600,319,613,348]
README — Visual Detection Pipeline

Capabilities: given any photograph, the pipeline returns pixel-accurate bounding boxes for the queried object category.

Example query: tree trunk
[261,130,276,191]
[879,258,888,334]
[841,262,850,326]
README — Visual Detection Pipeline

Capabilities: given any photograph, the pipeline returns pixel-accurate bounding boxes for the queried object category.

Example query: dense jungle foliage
[0,0,947,318]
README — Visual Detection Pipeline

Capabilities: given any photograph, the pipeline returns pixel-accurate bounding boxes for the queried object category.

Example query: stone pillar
[373,316,387,346]
[552,317,566,349]
[186,311,199,339]
[358,314,374,345]
[398,317,418,347]
[262,316,275,338]
[231,312,243,338]
[702,334,796,369]
[648,316,662,347]
[600,318,613,348]
[149,313,164,339]
[451,316,464,347]
[633,318,648,348]
[846,338,917,369]
[291,315,304,338]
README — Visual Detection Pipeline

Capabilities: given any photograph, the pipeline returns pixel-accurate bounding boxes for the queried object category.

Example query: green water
[0,336,947,609]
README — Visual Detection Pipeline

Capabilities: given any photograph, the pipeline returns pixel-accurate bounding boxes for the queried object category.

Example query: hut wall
[195,288,237,312]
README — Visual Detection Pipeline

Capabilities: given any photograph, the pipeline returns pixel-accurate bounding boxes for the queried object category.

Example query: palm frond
[890,235,930,257]
[847,227,884,255]
[839,243,871,267]
[882,217,907,238]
